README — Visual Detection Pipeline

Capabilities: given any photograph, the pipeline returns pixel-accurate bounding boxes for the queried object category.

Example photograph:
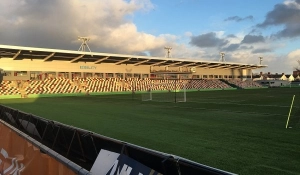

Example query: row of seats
[0,81,20,95]
[77,78,231,92]
[0,78,261,96]
[25,78,81,94]
[186,79,231,89]
[226,79,262,88]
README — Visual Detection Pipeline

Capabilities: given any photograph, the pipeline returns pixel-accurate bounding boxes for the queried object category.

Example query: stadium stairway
[220,79,241,89]
[220,79,263,89]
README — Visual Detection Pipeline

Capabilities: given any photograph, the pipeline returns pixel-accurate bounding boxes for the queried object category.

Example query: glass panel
[192,75,200,79]
[134,74,140,78]
[116,73,123,78]
[4,71,11,76]
[30,71,42,80]
[58,72,69,78]
[71,72,81,79]
[14,71,28,76]
[142,74,149,78]
[45,72,56,78]
[125,73,132,78]
[84,72,93,78]
[95,73,103,78]
[106,73,114,78]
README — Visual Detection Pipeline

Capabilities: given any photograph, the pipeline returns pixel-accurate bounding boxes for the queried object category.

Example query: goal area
[142,80,186,103]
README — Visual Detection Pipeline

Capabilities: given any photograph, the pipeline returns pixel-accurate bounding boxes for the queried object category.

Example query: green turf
[1,88,300,175]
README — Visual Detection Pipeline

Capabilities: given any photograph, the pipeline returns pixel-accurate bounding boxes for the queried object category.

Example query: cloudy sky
[0,0,300,73]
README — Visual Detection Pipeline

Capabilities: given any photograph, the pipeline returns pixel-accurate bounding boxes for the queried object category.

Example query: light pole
[78,37,92,52]
[164,46,172,58]
[259,57,263,65]
[219,52,225,62]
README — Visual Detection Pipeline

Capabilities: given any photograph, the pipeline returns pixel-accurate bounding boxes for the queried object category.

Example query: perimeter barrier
[0,104,236,175]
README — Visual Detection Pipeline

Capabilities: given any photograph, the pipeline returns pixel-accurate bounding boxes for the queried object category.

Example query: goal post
[141,88,153,101]
[141,80,187,103]
[174,80,187,103]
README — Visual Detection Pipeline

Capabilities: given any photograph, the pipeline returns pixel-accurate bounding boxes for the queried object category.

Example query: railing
[0,104,236,175]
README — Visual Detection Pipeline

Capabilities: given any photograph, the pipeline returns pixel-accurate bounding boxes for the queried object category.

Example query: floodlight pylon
[78,37,92,52]
[219,52,225,62]
[259,57,263,65]
[164,46,172,58]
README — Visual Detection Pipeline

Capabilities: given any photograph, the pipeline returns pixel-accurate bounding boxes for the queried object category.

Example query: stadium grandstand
[0,44,266,98]
[0,44,269,174]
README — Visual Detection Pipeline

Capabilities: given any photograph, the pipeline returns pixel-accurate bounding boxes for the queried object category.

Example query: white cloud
[0,0,296,74]
[287,49,300,58]
[184,32,193,37]
[215,31,225,38]
[284,0,300,9]
[287,49,300,69]
[0,0,165,55]
[104,23,168,53]
[228,32,244,44]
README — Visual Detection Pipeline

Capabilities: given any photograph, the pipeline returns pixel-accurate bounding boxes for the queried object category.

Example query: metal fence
[0,104,236,175]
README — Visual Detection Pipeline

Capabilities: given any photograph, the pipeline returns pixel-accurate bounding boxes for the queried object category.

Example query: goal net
[142,80,186,103]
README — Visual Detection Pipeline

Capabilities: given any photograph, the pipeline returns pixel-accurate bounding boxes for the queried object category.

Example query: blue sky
[134,0,280,35]
[0,0,299,74]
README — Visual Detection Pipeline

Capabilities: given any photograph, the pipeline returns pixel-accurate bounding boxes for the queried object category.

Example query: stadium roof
[0,44,267,70]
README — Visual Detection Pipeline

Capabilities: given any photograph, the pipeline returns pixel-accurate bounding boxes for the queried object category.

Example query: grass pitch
[1,88,300,175]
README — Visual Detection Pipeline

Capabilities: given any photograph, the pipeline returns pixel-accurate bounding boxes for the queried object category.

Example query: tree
[294,60,300,77]
[295,60,300,71]
[296,60,300,71]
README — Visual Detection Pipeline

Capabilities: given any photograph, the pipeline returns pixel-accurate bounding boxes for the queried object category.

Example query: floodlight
[259,57,263,65]
[78,36,92,52]
[164,46,172,58]
[219,52,225,62]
